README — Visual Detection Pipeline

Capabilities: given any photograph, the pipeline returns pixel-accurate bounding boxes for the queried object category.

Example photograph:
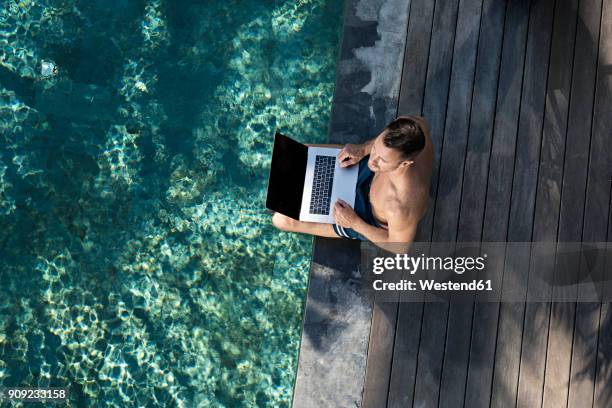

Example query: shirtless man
[271,115,433,253]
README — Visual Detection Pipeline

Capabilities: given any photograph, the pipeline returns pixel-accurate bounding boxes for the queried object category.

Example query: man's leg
[271,212,340,238]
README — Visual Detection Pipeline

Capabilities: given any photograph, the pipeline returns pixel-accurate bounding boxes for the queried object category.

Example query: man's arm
[337,138,375,167]
[352,203,417,254]
[304,141,373,167]
[358,138,376,155]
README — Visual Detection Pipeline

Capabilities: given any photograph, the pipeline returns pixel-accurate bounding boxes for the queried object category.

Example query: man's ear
[400,159,414,168]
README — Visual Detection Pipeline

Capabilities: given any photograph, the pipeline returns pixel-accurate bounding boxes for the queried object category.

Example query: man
[271,115,433,253]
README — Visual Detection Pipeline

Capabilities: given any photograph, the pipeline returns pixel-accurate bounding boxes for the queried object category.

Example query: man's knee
[271,212,298,232]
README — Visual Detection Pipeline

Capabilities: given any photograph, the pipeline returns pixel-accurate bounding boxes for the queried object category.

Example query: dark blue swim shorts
[332,155,382,240]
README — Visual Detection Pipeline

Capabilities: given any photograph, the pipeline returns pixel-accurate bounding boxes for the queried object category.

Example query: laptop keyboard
[309,155,335,215]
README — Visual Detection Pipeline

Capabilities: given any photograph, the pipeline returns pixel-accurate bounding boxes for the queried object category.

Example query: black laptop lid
[266,132,308,219]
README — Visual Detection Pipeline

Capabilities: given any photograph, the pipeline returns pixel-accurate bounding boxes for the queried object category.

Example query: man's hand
[333,199,363,229]
[337,143,365,168]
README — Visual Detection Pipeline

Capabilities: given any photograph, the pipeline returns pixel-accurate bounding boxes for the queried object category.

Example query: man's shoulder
[385,183,428,221]
[385,198,416,222]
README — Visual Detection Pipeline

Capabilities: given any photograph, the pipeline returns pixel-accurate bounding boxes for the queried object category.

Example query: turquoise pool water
[0,0,343,406]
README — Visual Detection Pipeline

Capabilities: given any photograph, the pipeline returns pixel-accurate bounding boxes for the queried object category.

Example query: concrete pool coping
[291,0,411,406]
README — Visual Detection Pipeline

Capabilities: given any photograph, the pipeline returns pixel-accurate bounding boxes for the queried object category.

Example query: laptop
[266,132,359,223]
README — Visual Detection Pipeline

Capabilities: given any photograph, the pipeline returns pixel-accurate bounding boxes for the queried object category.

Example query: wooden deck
[361,0,612,406]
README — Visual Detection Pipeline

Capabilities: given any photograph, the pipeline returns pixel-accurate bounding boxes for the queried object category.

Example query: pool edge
[291,0,411,406]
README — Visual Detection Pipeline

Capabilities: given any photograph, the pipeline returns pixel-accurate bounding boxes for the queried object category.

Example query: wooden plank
[431,0,483,243]
[455,0,507,244]
[411,0,462,405]
[594,200,612,408]
[434,0,485,405]
[557,0,604,406]
[593,192,612,407]
[453,0,507,406]
[386,301,424,408]
[463,1,532,407]
[591,1,612,406]
[361,301,398,408]
[440,1,505,406]
[491,0,556,406]
[536,0,594,407]
[387,0,437,405]
[358,0,421,405]
[461,2,509,407]
[397,0,436,115]
[567,296,601,408]
[520,0,580,406]
[416,0,459,243]
[438,301,474,408]
[595,302,612,408]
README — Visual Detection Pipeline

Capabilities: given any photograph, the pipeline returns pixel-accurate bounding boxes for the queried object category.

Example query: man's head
[367,116,426,173]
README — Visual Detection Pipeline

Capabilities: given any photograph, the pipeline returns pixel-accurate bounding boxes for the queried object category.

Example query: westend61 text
[372,279,493,291]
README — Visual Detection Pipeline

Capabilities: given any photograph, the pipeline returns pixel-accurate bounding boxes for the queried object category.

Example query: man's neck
[388,164,412,179]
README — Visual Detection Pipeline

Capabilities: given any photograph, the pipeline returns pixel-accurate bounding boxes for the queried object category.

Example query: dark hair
[382,117,426,160]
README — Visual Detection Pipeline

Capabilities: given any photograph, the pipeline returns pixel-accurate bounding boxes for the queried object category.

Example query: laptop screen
[265,132,308,219]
